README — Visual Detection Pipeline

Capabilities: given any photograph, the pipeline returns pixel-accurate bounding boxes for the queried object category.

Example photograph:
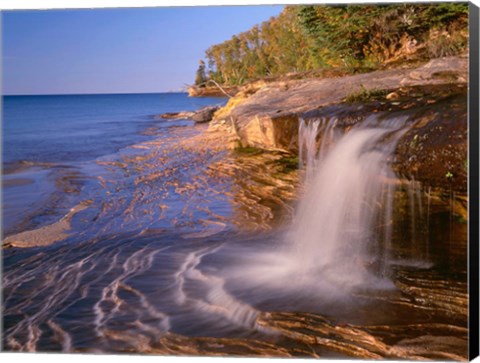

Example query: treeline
[195,3,468,86]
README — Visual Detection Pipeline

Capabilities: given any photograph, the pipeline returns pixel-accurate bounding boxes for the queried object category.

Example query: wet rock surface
[303,84,468,194]
[393,89,467,193]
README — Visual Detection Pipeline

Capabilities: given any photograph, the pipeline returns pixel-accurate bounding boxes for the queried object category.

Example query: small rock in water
[192,106,220,123]
[157,111,195,120]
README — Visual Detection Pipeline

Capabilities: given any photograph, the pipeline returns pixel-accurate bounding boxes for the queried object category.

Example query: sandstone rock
[212,57,468,194]
[157,111,195,120]
[213,55,467,153]
[192,106,220,123]
[386,92,400,100]
[188,85,239,97]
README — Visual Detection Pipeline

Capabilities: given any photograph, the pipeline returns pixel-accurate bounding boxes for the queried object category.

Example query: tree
[195,60,207,86]
[196,3,468,86]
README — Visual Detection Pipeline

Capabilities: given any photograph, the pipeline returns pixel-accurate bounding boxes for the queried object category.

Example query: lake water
[3,93,224,166]
[2,93,225,234]
[1,93,468,358]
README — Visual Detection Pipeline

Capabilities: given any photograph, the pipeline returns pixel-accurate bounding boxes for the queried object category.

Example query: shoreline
[2,91,469,360]
[4,56,469,249]
[2,120,298,249]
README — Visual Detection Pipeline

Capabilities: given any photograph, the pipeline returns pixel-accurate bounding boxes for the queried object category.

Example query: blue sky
[2,5,284,95]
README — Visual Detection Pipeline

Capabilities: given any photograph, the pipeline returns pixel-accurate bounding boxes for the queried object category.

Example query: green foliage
[426,25,468,58]
[424,3,469,26]
[205,8,310,85]
[298,5,380,66]
[457,215,467,224]
[297,3,468,67]
[195,60,207,86]
[198,3,469,86]
[277,155,299,173]
[235,145,263,155]
[344,85,388,103]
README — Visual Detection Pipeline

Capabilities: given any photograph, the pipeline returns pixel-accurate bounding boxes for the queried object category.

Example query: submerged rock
[156,111,195,120]
[3,202,91,248]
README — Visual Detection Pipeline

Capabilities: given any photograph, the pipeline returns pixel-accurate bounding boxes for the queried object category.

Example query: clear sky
[2,5,284,95]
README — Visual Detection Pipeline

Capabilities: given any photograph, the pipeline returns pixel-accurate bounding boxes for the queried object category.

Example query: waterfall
[298,117,338,182]
[298,118,320,175]
[289,115,409,290]
[224,114,413,301]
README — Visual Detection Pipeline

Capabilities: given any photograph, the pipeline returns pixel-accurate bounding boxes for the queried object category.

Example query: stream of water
[2,103,468,358]
[294,116,410,286]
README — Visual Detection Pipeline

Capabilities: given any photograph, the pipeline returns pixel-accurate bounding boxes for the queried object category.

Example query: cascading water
[289,115,410,290]
[226,114,412,300]
[298,117,338,182]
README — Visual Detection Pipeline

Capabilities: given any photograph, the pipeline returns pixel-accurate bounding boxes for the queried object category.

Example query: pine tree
[195,60,207,86]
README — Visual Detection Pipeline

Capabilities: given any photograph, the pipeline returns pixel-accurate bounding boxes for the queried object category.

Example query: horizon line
[2,91,189,97]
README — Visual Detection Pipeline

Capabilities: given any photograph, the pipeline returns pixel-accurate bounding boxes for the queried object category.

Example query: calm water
[3,93,224,166]
[2,93,225,234]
